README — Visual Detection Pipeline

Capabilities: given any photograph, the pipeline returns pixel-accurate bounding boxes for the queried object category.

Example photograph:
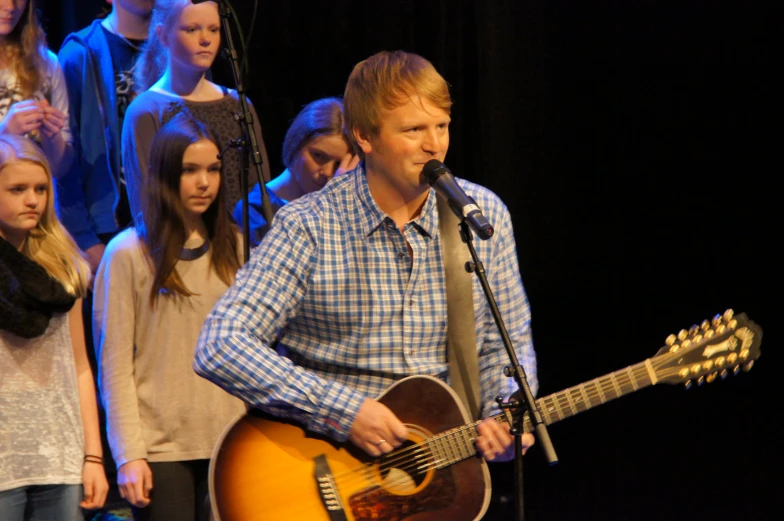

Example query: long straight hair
[2,0,48,97]
[142,112,240,304]
[0,135,90,297]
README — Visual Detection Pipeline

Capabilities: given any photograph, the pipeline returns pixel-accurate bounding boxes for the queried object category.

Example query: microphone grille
[421,159,451,185]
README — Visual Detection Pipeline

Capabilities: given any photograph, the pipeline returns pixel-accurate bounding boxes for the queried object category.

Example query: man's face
[357,95,450,200]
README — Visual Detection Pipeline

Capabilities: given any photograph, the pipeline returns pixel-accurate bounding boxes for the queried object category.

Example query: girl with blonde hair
[0,133,107,520]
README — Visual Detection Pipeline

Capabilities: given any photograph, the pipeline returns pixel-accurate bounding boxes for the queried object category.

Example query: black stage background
[42,1,775,520]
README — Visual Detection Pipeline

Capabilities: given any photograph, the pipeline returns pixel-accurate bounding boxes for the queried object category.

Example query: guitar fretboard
[423,359,656,467]
[527,359,656,431]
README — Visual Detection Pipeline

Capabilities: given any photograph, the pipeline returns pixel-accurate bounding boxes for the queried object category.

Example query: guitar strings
[324,357,684,508]
[330,359,675,495]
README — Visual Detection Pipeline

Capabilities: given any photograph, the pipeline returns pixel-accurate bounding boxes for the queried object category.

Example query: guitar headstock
[652,310,763,388]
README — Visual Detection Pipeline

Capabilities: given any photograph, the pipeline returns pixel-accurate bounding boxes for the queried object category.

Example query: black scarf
[0,237,77,339]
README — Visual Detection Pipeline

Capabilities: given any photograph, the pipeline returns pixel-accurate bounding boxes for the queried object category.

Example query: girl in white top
[0,134,107,520]
[0,0,73,178]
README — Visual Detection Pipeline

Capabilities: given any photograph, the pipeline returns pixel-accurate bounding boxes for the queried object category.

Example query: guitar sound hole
[378,440,428,494]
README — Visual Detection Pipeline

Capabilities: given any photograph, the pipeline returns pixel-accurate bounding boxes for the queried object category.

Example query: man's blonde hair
[343,51,452,154]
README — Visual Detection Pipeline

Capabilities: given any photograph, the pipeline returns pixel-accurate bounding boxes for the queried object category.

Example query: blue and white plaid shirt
[195,165,537,442]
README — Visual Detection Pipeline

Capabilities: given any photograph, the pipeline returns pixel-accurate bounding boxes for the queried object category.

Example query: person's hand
[475,418,535,462]
[38,98,67,139]
[0,100,44,136]
[334,152,360,177]
[118,459,153,508]
[81,459,109,509]
[348,398,409,457]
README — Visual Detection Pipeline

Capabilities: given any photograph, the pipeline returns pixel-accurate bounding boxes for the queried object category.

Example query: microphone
[422,159,494,240]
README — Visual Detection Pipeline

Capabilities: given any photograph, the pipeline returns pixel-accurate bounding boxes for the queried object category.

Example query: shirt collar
[353,163,438,239]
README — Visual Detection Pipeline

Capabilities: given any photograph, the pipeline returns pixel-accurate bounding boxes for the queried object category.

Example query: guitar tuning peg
[711,314,722,327]
[742,360,755,372]
[665,334,677,346]
[723,309,734,322]
[733,365,741,376]
[677,329,688,341]
[706,372,717,383]
[704,329,715,339]
[684,380,693,390]
[693,334,703,344]
[688,324,699,336]
[728,319,738,330]
[700,320,710,331]
[720,369,729,379]
[697,376,705,386]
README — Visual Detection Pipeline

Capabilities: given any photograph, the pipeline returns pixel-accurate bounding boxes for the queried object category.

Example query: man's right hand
[349,398,409,457]
[118,459,153,508]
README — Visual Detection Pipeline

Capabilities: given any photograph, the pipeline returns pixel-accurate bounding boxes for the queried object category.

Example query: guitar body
[209,375,491,521]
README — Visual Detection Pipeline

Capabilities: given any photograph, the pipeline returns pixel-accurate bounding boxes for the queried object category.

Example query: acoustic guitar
[208,310,762,521]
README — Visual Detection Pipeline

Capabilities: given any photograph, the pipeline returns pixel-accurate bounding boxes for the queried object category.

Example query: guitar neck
[428,359,658,466]
[520,358,657,432]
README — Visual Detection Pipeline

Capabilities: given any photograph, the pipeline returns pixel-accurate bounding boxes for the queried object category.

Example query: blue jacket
[56,20,126,251]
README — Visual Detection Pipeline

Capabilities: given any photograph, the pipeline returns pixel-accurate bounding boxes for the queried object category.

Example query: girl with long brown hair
[93,112,245,521]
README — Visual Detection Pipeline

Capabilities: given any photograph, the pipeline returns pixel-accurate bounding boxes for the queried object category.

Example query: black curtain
[41,1,775,520]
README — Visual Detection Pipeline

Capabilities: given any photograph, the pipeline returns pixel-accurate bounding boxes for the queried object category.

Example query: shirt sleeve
[47,50,73,147]
[476,197,538,417]
[122,98,159,230]
[55,41,101,251]
[194,208,366,442]
[93,235,148,467]
[232,182,269,248]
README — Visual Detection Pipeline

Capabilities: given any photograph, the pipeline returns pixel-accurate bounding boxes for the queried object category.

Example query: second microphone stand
[215,0,273,262]
[457,221,558,521]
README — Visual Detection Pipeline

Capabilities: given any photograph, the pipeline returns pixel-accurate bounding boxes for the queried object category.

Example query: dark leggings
[131,460,211,521]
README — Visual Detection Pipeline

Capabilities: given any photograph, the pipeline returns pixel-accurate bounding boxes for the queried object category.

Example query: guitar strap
[437,195,481,421]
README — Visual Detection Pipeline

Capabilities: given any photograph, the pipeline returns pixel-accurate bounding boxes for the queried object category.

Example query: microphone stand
[215,0,273,262]
[457,221,558,521]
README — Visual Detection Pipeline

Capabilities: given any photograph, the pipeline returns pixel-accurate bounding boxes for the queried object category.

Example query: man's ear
[353,128,373,155]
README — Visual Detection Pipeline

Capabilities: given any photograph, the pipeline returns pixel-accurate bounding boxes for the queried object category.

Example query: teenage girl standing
[0,134,108,520]
[94,113,246,521]
[122,0,271,229]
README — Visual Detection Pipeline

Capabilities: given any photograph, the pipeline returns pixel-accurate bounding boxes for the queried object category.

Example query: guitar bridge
[314,454,348,521]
